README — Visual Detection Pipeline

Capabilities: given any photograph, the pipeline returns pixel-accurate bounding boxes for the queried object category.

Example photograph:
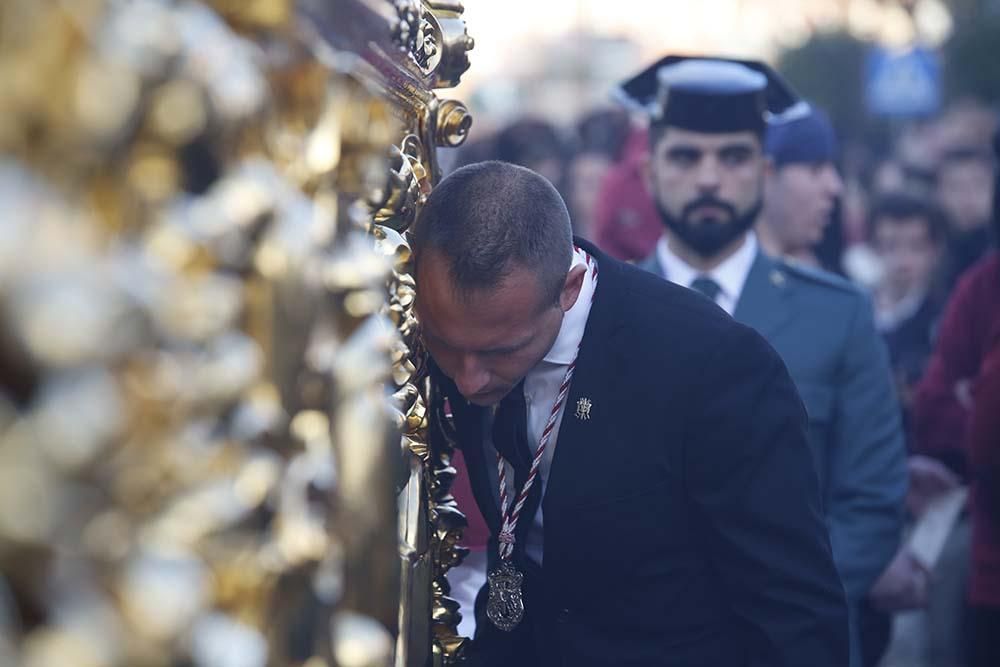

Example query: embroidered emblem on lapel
[575,397,592,420]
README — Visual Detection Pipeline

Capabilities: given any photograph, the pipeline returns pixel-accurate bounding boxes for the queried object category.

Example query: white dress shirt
[656,232,758,315]
[484,246,597,566]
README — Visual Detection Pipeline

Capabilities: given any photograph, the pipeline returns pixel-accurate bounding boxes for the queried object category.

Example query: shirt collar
[543,246,597,366]
[656,232,757,303]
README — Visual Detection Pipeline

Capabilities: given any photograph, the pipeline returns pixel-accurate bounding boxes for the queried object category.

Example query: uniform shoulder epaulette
[775,257,863,296]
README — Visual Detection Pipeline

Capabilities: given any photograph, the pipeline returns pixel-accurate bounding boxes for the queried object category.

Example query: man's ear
[559,264,587,313]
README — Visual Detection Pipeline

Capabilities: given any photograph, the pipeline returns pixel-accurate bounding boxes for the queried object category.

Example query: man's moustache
[682,197,737,219]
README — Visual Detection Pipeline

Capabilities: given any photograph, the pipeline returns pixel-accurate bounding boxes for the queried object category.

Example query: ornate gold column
[0,1,472,666]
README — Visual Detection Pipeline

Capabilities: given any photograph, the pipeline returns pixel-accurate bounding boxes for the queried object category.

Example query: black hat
[614,55,808,134]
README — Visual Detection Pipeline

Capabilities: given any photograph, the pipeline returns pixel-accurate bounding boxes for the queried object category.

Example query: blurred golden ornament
[19,628,106,667]
[208,0,294,31]
[74,56,143,141]
[0,2,475,666]
[127,148,182,204]
[331,612,394,667]
[119,547,210,642]
[149,79,209,146]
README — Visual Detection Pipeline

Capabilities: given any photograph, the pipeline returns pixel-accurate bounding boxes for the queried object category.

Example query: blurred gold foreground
[0,1,474,665]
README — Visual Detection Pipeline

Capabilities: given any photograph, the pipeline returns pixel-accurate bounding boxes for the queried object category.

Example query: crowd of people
[432,54,999,667]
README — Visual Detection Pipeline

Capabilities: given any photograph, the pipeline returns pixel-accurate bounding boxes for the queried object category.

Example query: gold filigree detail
[391,0,473,88]
[436,99,473,148]
[392,0,423,57]
[0,0,477,665]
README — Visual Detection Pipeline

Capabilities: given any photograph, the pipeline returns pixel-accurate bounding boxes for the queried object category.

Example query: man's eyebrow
[717,142,756,155]
[667,145,702,157]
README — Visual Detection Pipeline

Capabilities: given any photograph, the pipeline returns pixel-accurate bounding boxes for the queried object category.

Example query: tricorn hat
[615,55,809,134]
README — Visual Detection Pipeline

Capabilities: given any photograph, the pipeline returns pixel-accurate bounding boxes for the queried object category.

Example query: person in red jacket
[966,310,1000,667]
[592,126,663,261]
[912,127,999,666]
[913,251,1000,477]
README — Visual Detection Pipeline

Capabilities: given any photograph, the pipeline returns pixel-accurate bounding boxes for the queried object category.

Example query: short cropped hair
[411,161,573,305]
[868,191,948,245]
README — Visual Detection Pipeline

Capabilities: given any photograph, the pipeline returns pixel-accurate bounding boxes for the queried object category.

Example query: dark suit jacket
[433,240,849,667]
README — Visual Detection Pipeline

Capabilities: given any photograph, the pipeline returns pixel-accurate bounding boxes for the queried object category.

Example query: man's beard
[655,195,763,258]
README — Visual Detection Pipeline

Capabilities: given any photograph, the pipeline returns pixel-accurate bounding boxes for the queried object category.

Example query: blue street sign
[865,46,941,118]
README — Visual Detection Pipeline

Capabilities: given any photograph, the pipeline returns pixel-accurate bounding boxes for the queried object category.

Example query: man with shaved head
[413,159,848,666]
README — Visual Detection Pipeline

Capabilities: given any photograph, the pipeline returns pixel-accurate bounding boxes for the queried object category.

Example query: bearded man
[626,56,908,667]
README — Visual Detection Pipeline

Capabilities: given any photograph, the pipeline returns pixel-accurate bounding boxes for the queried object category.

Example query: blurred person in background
[757,105,845,270]
[863,194,954,667]
[912,130,1000,667]
[895,122,942,199]
[493,118,568,193]
[841,147,945,291]
[869,192,949,443]
[591,125,664,261]
[447,134,501,174]
[621,55,907,667]
[872,159,909,196]
[935,149,997,289]
[564,109,630,240]
[965,291,1000,667]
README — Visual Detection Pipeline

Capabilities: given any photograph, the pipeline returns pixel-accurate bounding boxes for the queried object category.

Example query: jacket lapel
[543,239,625,514]
[732,250,795,339]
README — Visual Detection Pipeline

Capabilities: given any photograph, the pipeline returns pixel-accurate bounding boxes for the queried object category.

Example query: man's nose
[454,354,490,397]
[695,158,721,192]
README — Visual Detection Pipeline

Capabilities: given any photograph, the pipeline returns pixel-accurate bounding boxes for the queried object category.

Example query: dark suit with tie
[640,247,908,666]
[433,240,849,666]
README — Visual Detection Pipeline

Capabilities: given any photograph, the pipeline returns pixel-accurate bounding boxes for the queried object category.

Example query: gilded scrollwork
[0,1,474,666]
[390,0,473,88]
[371,127,469,663]
[392,0,424,57]
[421,3,474,89]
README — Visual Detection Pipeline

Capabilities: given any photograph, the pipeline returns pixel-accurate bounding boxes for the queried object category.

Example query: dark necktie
[492,381,532,484]
[689,276,722,302]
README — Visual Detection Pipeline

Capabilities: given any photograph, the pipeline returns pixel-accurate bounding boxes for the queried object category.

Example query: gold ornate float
[0,1,473,665]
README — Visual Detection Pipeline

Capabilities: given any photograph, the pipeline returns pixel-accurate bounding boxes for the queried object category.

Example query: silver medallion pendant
[486,561,524,632]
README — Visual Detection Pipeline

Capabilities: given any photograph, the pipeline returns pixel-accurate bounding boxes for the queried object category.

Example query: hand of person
[869,548,930,612]
[906,454,961,518]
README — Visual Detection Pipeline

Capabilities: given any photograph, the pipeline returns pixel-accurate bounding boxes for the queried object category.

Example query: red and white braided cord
[495,250,597,561]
